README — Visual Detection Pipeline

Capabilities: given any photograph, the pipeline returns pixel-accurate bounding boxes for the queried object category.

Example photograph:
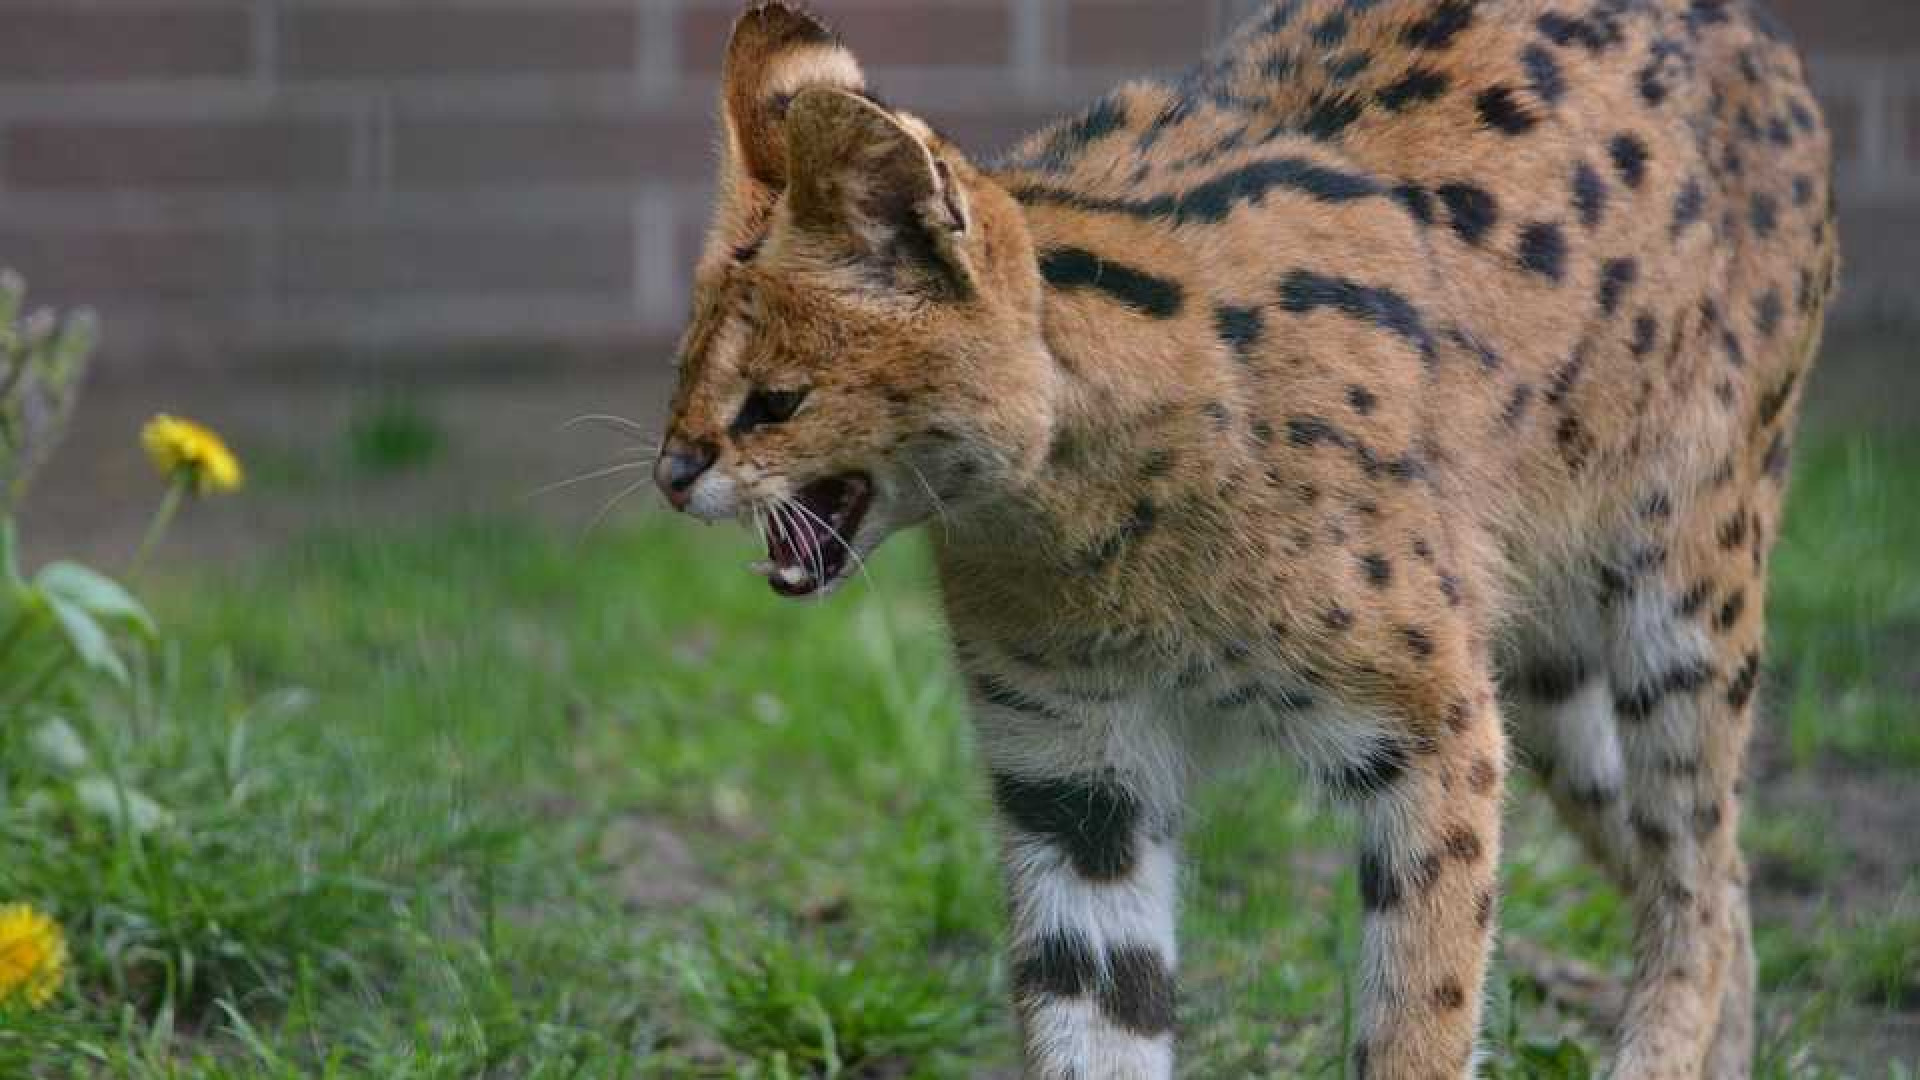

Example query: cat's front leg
[969,677,1183,1080]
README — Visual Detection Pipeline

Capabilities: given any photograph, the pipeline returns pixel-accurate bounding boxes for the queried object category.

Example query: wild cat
[649,1,1836,1075]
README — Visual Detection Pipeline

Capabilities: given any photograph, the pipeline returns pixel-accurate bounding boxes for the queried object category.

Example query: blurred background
[0,3,1914,1077]
[7,0,1919,562]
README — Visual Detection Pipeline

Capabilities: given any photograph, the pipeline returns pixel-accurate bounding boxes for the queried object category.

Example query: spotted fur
[655,2,1835,1076]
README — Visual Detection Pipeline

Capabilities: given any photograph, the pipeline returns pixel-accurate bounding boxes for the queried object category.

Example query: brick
[921,105,1067,160]
[391,113,714,188]
[4,120,354,192]
[0,225,254,305]
[1836,202,1920,291]
[0,10,251,84]
[1766,0,1920,52]
[681,3,1010,71]
[277,221,631,297]
[1064,0,1213,71]
[282,8,635,80]
[1818,89,1863,164]
[1907,95,1920,167]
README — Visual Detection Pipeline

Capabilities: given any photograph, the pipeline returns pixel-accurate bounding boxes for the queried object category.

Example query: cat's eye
[732,387,810,433]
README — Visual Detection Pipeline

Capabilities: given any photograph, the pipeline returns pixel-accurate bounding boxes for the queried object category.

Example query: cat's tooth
[776,564,810,587]
[748,560,775,576]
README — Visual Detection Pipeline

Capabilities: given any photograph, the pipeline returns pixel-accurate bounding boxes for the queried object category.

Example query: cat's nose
[654,437,716,510]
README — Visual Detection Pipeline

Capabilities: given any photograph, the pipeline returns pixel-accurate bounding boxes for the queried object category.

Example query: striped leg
[971,684,1183,1079]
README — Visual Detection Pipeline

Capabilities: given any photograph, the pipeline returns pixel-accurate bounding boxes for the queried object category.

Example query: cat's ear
[785,88,975,297]
[719,3,864,198]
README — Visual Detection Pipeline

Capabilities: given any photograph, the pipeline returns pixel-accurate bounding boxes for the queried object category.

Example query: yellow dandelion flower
[0,904,67,1009]
[141,414,243,495]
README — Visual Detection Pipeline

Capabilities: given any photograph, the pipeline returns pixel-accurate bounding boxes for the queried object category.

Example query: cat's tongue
[761,473,872,598]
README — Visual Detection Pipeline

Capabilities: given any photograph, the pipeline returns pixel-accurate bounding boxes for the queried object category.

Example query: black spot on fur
[1347,384,1379,415]
[1404,0,1477,49]
[1475,85,1539,134]
[1437,183,1499,245]
[1630,313,1659,357]
[1722,328,1747,368]
[1630,811,1675,852]
[1400,624,1436,660]
[1312,11,1350,45]
[1287,416,1340,448]
[1523,43,1566,102]
[1011,157,1382,222]
[1758,370,1799,426]
[1677,580,1714,618]
[1716,588,1747,632]
[1378,69,1451,112]
[1358,851,1398,910]
[1616,662,1715,722]
[1013,930,1097,1000]
[1278,270,1436,361]
[1302,94,1367,139]
[1101,946,1177,1035]
[1719,510,1750,550]
[1444,823,1483,862]
[1083,498,1159,572]
[1518,223,1568,282]
[990,771,1142,881]
[1516,655,1588,703]
[1671,178,1706,236]
[1598,257,1639,315]
[1727,650,1761,709]
[1359,552,1392,586]
[1610,133,1650,188]
[1328,50,1374,81]
[1556,413,1593,471]
[1040,248,1185,318]
[1215,304,1264,357]
[1763,430,1792,480]
[1750,192,1779,237]
[1545,344,1590,405]
[1322,605,1355,632]
[1573,162,1606,228]
[1393,183,1437,224]
[1501,382,1535,427]
[1325,735,1411,799]
[1537,11,1621,51]
[1755,289,1784,338]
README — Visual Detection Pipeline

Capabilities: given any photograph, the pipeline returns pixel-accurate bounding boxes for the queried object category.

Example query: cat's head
[654,3,1051,598]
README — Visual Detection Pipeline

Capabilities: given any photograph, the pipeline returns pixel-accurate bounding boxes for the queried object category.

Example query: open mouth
[758,473,873,598]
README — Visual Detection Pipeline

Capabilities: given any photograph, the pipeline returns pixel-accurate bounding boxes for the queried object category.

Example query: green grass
[2,432,1917,1077]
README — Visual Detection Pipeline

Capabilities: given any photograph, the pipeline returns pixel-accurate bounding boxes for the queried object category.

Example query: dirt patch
[597,813,721,912]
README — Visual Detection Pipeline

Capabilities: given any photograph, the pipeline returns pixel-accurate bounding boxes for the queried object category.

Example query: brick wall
[0,1,1913,375]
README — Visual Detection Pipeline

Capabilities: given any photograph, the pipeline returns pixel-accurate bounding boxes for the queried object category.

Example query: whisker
[584,475,653,537]
[773,499,820,587]
[904,461,954,540]
[525,459,655,499]
[560,413,659,440]
[784,492,877,594]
